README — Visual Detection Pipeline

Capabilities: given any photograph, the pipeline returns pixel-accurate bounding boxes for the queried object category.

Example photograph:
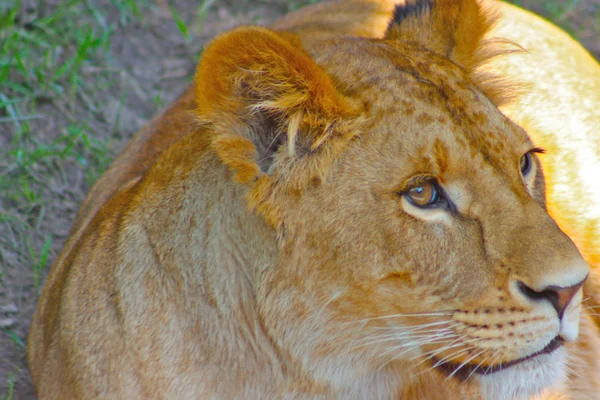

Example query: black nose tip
[518,277,587,319]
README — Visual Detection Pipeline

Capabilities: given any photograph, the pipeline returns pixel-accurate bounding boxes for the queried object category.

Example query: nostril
[517,281,545,301]
[517,278,586,319]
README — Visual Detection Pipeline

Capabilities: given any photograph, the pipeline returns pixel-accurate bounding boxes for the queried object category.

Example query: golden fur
[28,0,600,398]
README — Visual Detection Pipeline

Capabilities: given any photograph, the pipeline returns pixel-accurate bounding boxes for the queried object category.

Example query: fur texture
[28,1,600,399]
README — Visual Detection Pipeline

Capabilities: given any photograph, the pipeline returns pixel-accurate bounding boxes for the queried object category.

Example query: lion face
[253,39,588,398]
[195,1,589,397]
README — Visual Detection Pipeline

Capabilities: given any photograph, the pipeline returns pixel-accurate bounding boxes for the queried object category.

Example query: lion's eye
[405,181,442,208]
[520,152,533,176]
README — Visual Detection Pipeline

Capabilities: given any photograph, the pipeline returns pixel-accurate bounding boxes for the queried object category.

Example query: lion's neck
[185,155,284,363]
[117,148,288,393]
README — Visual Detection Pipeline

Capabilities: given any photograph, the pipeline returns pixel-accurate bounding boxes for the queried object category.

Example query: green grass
[0,0,145,252]
[0,0,220,393]
[284,0,322,11]
[1,373,15,400]
[0,0,150,397]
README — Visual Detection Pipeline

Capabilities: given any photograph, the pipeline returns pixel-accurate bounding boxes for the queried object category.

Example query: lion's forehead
[312,39,529,173]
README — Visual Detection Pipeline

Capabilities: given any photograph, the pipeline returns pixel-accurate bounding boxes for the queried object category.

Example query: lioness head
[193,0,588,398]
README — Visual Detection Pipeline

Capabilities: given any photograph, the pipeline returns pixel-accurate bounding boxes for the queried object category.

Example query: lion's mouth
[432,336,565,381]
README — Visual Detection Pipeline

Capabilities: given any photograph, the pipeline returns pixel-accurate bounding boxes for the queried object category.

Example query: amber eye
[405,181,442,208]
[520,152,533,176]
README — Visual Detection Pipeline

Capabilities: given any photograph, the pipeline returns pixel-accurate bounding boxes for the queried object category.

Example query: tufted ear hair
[195,26,361,188]
[385,0,520,106]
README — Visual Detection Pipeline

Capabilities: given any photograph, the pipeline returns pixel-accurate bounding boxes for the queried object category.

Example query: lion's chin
[433,336,565,380]
[478,347,568,400]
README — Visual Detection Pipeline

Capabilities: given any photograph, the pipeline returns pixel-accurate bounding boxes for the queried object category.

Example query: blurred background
[1,0,598,398]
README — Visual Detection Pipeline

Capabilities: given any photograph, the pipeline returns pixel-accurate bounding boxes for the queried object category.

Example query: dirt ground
[0,0,598,398]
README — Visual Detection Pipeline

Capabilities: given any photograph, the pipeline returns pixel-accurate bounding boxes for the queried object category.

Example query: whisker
[372,334,459,372]
[482,349,504,375]
[376,343,452,374]
[351,330,455,350]
[414,348,474,377]
[433,345,477,369]
[584,304,600,310]
[349,320,460,351]
[380,334,458,356]
[353,311,455,324]
[351,321,457,341]
[446,349,487,380]
[415,333,480,364]
[416,342,465,364]
[370,320,456,332]
[466,349,501,381]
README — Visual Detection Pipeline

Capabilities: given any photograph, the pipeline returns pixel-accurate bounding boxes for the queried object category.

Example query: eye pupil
[520,153,532,175]
[407,182,438,207]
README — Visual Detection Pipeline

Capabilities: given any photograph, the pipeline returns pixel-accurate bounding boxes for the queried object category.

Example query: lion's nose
[517,277,587,319]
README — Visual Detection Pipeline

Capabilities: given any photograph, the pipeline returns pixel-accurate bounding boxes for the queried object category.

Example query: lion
[27,0,600,399]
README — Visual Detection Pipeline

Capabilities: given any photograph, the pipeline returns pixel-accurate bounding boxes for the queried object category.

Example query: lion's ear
[195,26,360,186]
[385,0,518,106]
[385,0,498,70]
